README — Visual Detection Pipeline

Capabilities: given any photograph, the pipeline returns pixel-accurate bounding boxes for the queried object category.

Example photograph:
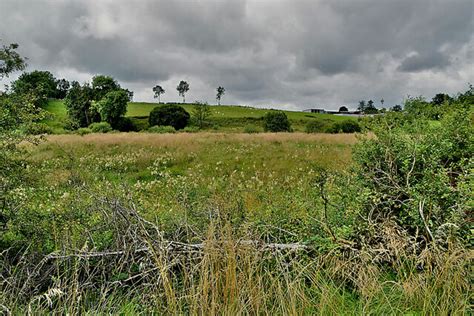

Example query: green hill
[44,100,357,133]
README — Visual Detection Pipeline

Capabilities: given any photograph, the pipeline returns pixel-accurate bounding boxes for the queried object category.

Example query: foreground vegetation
[1,43,472,314]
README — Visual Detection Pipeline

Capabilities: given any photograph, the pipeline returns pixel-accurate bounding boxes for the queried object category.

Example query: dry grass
[45,132,358,147]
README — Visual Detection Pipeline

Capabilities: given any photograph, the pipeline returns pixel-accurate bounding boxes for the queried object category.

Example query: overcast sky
[1,0,473,110]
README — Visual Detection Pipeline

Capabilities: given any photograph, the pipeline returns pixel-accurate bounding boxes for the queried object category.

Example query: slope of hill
[44,100,357,133]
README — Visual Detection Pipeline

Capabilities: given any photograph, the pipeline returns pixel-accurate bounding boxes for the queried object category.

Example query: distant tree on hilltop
[177,81,189,103]
[153,85,165,103]
[216,86,225,105]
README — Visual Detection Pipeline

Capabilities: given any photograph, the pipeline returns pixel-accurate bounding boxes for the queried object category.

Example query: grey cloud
[0,0,473,110]
[398,52,451,72]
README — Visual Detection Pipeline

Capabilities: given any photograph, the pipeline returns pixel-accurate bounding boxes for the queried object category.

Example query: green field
[44,100,356,133]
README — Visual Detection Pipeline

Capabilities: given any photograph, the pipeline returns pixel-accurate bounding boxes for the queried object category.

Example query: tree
[357,100,366,112]
[153,85,165,103]
[149,104,190,130]
[0,42,26,79]
[124,89,134,101]
[391,105,403,112]
[96,90,129,127]
[339,106,348,112]
[263,111,291,132]
[65,81,99,127]
[91,75,121,101]
[380,98,385,107]
[192,101,212,129]
[176,80,189,103]
[56,78,70,99]
[11,70,58,107]
[431,93,452,106]
[216,86,225,105]
[365,100,378,114]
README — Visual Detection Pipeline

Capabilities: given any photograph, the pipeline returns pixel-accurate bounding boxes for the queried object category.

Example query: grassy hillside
[44,100,356,133]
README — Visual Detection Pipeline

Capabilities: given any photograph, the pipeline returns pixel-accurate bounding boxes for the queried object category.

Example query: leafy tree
[91,75,121,101]
[431,93,452,106]
[391,104,403,112]
[124,89,134,101]
[11,70,58,107]
[339,106,348,112]
[176,80,189,103]
[149,104,190,130]
[380,98,385,107]
[96,90,129,127]
[263,111,291,132]
[153,85,165,103]
[56,78,70,99]
[216,86,225,105]
[192,101,212,129]
[357,100,366,112]
[65,81,99,128]
[0,42,26,78]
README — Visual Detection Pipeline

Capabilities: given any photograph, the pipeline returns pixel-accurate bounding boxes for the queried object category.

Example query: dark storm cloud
[0,0,473,109]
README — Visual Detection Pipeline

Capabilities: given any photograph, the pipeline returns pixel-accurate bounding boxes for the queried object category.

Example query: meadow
[2,130,470,314]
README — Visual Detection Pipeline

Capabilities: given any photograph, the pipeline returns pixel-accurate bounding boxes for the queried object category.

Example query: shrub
[149,104,190,130]
[148,125,176,133]
[263,111,291,132]
[327,120,361,133]
[23,122,53,135]
[181,126,200,133]
[76,127,92,135]
[243,124,260,133]
[89,122,112,133]
[305,120,328,133]
[112,117,137,132]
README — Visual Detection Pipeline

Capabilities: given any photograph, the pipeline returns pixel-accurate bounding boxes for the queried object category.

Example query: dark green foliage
[0,42,26,78]
[97,90,129,126]
[431,93,452,106]
[358,100,378,114]
[339,106,348,112]
[11,70,58,107]
[113,117,137,132]
[91,75,121,101]
[56,78,70,99]
[89,122,113,133]
[327,120,361,133]
[263,111,291,132]
[305,120,328,133]
[391,105,403,112]
[149,104,190,130]
[65,81,100,127]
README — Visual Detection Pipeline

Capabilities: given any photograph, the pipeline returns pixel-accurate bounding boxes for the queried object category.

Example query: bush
[305,120,328,133]
[148,125,176,133]
[112,117,137,132]
[76,127,92,135]
[89,122,112,133]
[327,120,361,133]
[23,122,53,135]
[262,111,291,132]
[149,104,190,130]
[243,124,260,133]
[181,126,200,133]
